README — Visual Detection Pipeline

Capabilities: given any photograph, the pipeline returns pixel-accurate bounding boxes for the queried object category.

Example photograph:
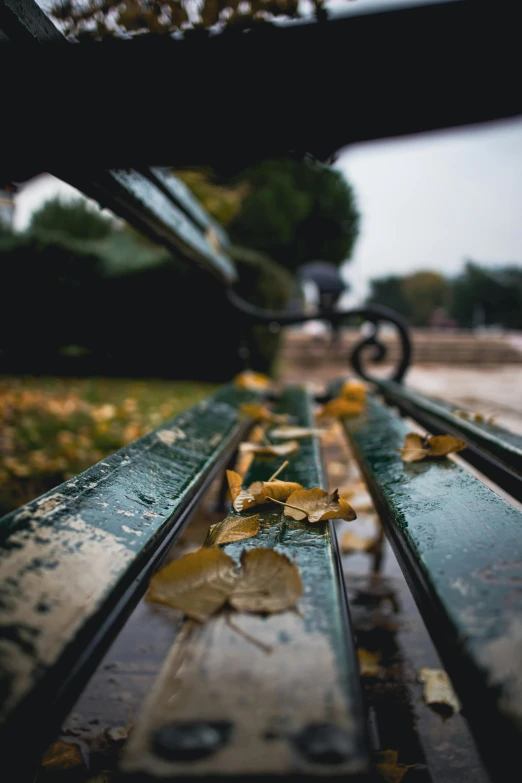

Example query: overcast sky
[337,117,522,304]
[15,116,522,305]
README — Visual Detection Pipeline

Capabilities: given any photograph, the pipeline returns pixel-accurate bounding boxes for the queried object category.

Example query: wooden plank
[59,169,237,283]
[148,167,229,251]
[0,385,257,767]
[1,3,520,176]
[379,379,522,502]
[0,0,63,43]
[342,395,522,782]
[122,387,370,780]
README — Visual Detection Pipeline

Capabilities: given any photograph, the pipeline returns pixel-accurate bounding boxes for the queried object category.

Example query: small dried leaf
[227,469,258,511]
[230,548,302,613]
[269,425,327,439]
[358,648,381,677]
[317,397,364,420]
[329,460,346,478]
[239,403,289,424]
[205,514,260,547]
[106,724,131,742]
[400,433,429,462]
[341,531,377,554]
[455,409,470,420]
[400,433,466,462]
[41,741,84,770]
[418,667,461,715]
[426,435,466,457]
[227,471,302,512]
[283,488,356,524]
[375,749,411,783]
[147,548,238,621]
[234,370,271,391]
[340,380,366,403]
[239,440,300,457]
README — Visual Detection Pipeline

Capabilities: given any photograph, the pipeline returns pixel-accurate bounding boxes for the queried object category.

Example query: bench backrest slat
[0,385,256,765]
[58,168,237,283]
[148,167,229,250]
[343,394,522,781]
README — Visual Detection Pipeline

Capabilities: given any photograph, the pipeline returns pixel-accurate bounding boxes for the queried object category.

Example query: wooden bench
[2,2,522,782]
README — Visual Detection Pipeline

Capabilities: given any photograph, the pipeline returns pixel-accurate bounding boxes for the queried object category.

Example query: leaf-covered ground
[0,376,218,516]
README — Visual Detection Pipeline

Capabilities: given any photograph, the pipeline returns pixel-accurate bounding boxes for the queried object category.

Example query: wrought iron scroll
[226,288,412,383]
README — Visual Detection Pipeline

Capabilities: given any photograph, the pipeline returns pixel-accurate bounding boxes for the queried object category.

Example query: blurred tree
[174,169,248,226]
[450,261,522,329]
[402,271,451,326]
[225,158,359,273]
[28,197,116,240]
[366,275,411,318]
[49,0,338,40]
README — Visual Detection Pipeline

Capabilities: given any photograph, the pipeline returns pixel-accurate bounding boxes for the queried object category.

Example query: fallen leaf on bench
[341,531,377,554]
[41,740,84,770]
[205,514,260,547]
[239,440,300,457]
[234,370,271,391]
[375,749,411,783]
[418,668,461,716]
[357,648,381,677]
[400,433,466,462]
[340,380,367,403]
[328,460,347,478]
[227,469,302,512]
[230,548,302,613]
[268,425,327,439]
[317,397,365,420]
[239,403,290,424]
[147,548,239,622]
[281,488,356,524]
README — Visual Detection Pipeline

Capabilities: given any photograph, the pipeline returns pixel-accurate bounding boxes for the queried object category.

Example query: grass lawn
[0,376,218,516]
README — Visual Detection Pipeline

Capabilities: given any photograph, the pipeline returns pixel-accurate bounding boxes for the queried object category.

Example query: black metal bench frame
[2,2,522,782]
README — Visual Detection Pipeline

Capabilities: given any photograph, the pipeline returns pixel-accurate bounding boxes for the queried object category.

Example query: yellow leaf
[239,403,290,424]
[233,370,271,391]
[91,403,116,423]
[399,433,428,462]
[239,440,300,458]
[229,548,302,613]
[3,456,31,477]
[375,749,411,783]
[41,741,83,770]
[146,548,239,622]
[341,531,376,554]
[269,425,327,439]
[400,433,466,462]
[418,667,461,715]
[455,409,470,420]
[205,514,260,547]
[227,469,303,512]
[357,648,381,677]
[340,380,366,403]
[282,488,357,524]
[317,398,364,420]
[426,435,466,457]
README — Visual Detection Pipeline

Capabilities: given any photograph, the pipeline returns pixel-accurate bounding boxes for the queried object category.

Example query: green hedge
[0,231,293,380]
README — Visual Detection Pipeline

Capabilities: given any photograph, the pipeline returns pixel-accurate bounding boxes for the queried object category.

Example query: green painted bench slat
[59,169,237,284]
[148,167,229,250]
[379,379,522,501]
[122,387,371,780]
[342,394,522,782]
[0,385,257,766]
